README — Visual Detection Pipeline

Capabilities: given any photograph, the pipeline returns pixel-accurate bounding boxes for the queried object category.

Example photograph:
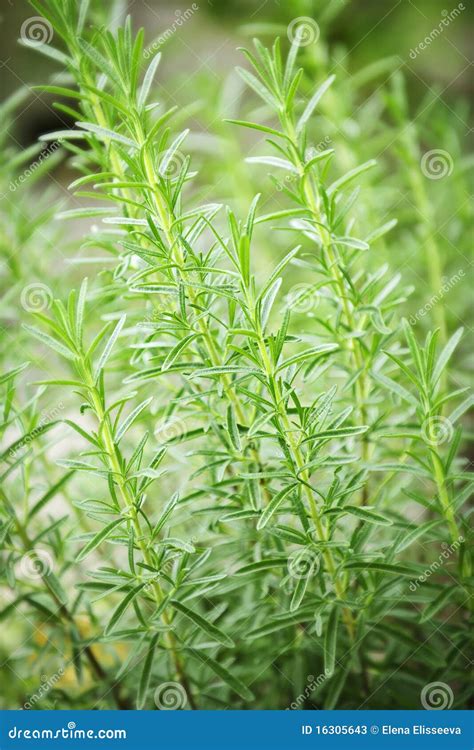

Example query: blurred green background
[1,0,472,147]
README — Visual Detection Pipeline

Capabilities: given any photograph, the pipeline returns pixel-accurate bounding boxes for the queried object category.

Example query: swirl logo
[154,681,187,710]
[421,416,453,446]
[21,282,53,313]
[285,283,319,313]
[420,681,454,710]
[20,16,53,47]
[287,17,320,47]
[288,548,320,580]
[19,549,53,580]
[420,149,453,180]
[154,416,187,443]
[67,722,76,730]
[158,149,187,180]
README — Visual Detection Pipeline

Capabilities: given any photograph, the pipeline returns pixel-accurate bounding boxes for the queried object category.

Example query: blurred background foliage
[0,0,472,710]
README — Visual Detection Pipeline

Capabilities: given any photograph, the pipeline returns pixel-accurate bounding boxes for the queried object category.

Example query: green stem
[85,373,197,709]
[283,117,371,503]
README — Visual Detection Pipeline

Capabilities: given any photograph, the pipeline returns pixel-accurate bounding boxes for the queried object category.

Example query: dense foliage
[1,0,472,711]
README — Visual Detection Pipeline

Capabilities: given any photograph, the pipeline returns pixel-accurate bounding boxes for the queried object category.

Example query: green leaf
[333,236,369,251]
[162,335,197,371]
[76,517,125,562]
[302,425,368,444]
[29,472,75,519]
[327,505,393,526]
[23,325,75,360]
[420,588,456,623]
[372,371,417,406]
[277,344,338,372]
[43,569,68,606]
[188,648,254,701]
[246,156,297,172]
[151,494,179,538]
[105,583,147,635]
[224,119,286,138]
[393,520,442,554]
[259,277,282,331]
[236,66,278,108]
[94,315,126,381]
[189,366,258,379]
[0,362,29,385]
[76,121,138,149]
[138,52,161,109]
[116,398,153,443]
[257,484,296,530]
[75,277,88,344]
[324,606,339,676]
[171,600,234,647]
[290,568,313,612]
[235,558,288,575]
[226,405,242,452]
[137,633,159,708]
[344,561,416,576]
[297,74,335,135]
[159,130,189,177]
[432,328,463,386]
[327,160,377,196]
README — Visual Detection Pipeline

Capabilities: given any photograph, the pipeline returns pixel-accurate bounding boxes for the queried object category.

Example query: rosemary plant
[0,0,471,711]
